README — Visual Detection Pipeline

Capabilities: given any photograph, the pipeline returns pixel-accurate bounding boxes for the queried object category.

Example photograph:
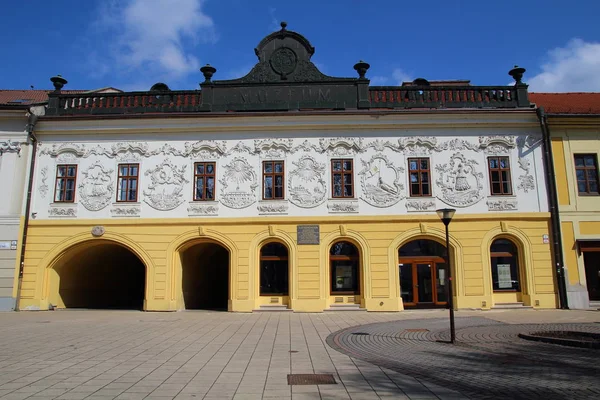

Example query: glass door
[416,263,433,303]
[399,263,414,305]
[400,258,448,307]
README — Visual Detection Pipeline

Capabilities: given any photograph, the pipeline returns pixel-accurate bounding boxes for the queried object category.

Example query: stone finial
[280,21,288,30]
[200,64,217,83]
[509,65,526,85]
[50,75,67,92]
[353,60,370,80]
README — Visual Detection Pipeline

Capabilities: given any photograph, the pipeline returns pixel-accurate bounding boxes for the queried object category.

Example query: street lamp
[436,208,456,343]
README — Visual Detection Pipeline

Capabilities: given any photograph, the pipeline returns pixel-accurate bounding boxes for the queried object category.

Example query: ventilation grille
[334,297,344,303]
[270,297,279,304]
[287,374,337,385]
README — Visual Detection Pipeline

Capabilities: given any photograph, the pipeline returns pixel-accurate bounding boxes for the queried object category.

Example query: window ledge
[327,199,359,214]
[486,196,518,212]
[257,200,289,215]
[187,201,219,216]
[110,202,141,217]
[406,198,436,212]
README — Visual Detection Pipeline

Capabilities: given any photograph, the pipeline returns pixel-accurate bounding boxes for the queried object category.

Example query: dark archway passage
[55,242,146,309]
[181,242,229,310]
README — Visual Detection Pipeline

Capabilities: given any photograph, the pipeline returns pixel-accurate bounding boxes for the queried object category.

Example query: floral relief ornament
[78,161,114,211]
[359,154,405,207]
[38,166,49,198]
[143,159,188,211]
[219,157,258,209]
[435,153,484,207]
[517,156,535,193]
[288,155,327,208]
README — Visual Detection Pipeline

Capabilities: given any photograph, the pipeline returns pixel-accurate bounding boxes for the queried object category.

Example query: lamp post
[436,208,456,344]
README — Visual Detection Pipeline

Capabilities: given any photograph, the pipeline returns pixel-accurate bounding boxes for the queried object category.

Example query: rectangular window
[574,154,599,195]
[408,158,431,196]
[263,161,284,200]
[193,162,216,201]
[331,159,354,198]
[117,163,139,202]
[54,165,77,202]
[488,156,512,195]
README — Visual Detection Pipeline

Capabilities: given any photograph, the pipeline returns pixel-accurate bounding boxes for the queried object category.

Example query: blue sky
[3,0,600,92]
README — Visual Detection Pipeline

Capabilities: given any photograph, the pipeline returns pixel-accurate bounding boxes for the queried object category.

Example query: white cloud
[369,76,389,85]
[95,0,216,81]
[392,68,412,85]
[528,39,600,92]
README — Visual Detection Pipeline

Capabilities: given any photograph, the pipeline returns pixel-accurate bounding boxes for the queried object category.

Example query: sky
[2,0,600,92]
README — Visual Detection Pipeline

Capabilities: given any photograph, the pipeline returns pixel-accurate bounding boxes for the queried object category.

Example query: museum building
[15,24,558,312]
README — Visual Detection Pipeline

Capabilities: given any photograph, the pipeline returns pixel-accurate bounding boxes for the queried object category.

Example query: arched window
[260,243,289,296]
[491,239,520,291]
[330,241,360,294]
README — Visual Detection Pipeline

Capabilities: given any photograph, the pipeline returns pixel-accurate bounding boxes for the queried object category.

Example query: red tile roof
[530,93,600,115]
[0,88,122,106]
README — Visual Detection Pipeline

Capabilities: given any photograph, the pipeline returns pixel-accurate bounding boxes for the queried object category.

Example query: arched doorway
[490,238,523,303]
[181,242,229,310]
[330,241,361,304]
[259,242,289,296]
[398,239,448,308]
[52,241,146,309]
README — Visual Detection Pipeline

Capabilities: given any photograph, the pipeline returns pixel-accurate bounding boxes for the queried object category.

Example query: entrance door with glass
[399,257,448,307]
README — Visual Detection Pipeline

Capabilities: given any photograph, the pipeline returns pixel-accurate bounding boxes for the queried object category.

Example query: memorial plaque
[297,225,320,245]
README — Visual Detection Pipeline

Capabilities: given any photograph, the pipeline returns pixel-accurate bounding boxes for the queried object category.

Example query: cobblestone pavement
[0,309,598,400]
[327,316,600,400]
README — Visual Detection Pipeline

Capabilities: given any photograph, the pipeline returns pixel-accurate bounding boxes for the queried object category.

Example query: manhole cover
[405,328,429,332]
[287,374,337,385]
[351,332,370,336]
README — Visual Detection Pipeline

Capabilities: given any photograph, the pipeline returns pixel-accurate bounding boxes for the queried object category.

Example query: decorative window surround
[327,199,359,214]
[110,203,141,217]
[48,203,77,218]
[187,201,219,217]
[257,200,289,215]
[406,198,437,212]
[486,196,518,211]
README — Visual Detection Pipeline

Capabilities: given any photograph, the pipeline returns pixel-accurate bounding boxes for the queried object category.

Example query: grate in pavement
[287,374,337,385]
[351,332,370,335]
[404,328,429,332]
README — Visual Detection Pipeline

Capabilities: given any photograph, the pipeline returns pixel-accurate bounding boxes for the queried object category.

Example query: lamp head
[436,208,456,226]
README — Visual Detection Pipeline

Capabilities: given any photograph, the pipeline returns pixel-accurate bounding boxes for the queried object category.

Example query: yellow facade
[550,117,600,307]
[17,213,556,312]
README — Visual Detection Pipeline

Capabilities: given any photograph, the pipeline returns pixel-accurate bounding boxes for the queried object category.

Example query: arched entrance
[52,241,146,309]
[181,242,229,310]
[398,239,448,308]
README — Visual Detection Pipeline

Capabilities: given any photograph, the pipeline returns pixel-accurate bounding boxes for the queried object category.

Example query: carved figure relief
[435,153,484,207]
[143,159,188,211]
[517,157,535,193]
[0,140,21,155]
[78,161,114,211]
[38,166,49,198]
[359,154,404,207]
[219,157,258,209]
[288,155,326,208]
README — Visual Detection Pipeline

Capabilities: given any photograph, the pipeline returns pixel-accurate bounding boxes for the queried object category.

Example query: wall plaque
[297,225,320,245]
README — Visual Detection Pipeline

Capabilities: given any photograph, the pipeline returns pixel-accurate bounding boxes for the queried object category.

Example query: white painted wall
[31,122,548,220]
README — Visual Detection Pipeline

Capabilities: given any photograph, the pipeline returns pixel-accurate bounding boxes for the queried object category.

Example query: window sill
[486,196,518,211]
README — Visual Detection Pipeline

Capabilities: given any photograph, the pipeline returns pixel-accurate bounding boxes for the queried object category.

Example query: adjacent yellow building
[533,93,600,309]
[15,26,559,312]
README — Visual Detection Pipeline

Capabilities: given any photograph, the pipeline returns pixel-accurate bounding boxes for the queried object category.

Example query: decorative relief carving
[327,200,359,213]
[48,206,76,217]
[0,140,21,155]
[288,155,326,208]
[398,137,438,155]
[143,159,188,211]
[406,199,436,212]
[39,143,86,157]
[38,166,49,198]
[184,140,226,159]
[478,136,517,153]
[319,138,364,156]
[291,139,320,153]
[487,198,518,211]
[257,201,289,215]
[359,154,404,207]
[270,47,298,79]
[435,153,484,207]
[219,157,258,209]
[78,161,114,211]
[91,226,105,237]
[436,138,480,152]
[227,141,254,155]
[366,139,400,152]
[517,156,535,193]
[187,202,219,216]
[110,206,140,217]
[254,139,293,158]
